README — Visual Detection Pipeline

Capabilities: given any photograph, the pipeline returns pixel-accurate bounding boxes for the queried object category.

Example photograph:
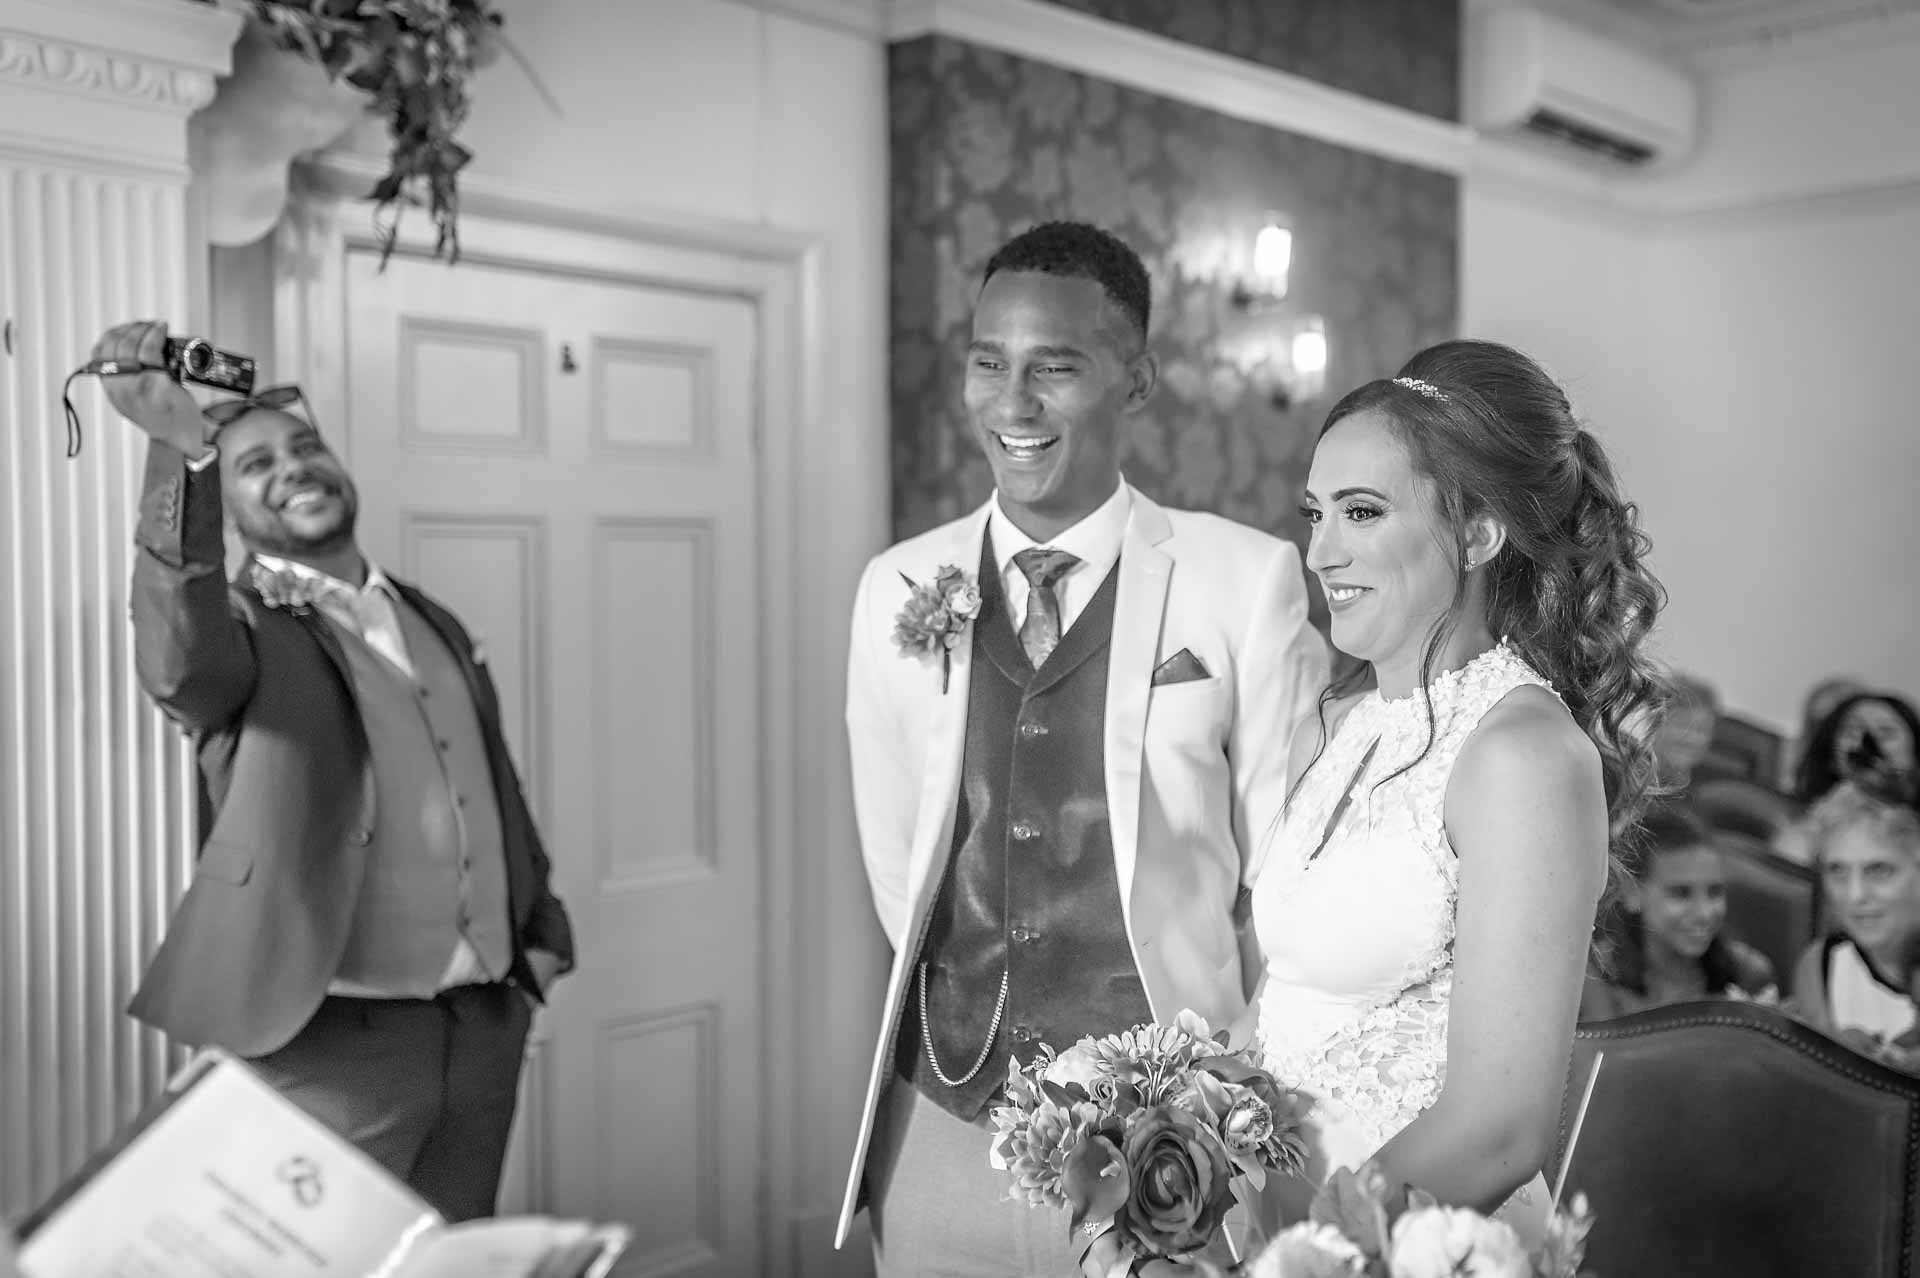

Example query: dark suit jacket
[125,441,574,1057]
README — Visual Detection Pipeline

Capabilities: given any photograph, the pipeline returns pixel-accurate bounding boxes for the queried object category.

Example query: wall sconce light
[1220,215,1327,409]
[1271,315,1328,411]
[1232,217,1292,311]
[1228,313,1330,412]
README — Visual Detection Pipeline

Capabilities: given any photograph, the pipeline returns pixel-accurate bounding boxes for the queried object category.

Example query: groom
[837,222,1327,1274]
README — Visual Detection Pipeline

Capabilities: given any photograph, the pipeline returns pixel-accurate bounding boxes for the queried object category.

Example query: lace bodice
[1251,643,1555,1160]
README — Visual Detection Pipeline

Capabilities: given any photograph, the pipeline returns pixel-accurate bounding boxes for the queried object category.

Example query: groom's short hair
[982,221,1151,347]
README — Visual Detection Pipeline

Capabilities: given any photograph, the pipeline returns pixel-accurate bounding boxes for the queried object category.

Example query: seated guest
[1777,693,1920,864]
[1583,802,1776,1020]
[1790,691,1920,808]
[1650,671,1719,795]
[1791,781,1920,1054]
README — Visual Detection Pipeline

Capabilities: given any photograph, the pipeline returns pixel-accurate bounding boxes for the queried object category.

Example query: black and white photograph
[1,1,1916,1275]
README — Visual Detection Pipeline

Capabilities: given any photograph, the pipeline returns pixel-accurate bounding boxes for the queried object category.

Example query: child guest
[1582,802,1776,1020]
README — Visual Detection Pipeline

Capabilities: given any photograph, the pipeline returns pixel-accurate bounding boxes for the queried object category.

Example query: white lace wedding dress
[1249,643,1552,1242]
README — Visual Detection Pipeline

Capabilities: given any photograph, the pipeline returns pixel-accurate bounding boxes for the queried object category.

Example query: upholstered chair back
[1556,1000,1920,1278]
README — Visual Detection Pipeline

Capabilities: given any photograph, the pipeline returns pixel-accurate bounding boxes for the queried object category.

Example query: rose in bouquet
[989,1010,1308,1270]
[1240,1163,1597,1278]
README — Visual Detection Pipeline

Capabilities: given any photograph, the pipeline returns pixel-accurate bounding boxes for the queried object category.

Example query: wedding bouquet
[1240,1164,1596,1278]
[988,1010,1308,1271]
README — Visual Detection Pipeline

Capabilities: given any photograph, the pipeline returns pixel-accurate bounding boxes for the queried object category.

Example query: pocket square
[1151,648,1211,686]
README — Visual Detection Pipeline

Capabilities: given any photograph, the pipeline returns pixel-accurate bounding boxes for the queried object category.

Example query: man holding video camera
[89,319,574,1221]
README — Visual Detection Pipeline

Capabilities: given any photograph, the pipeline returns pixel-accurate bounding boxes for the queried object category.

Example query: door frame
[266,156,823,1275]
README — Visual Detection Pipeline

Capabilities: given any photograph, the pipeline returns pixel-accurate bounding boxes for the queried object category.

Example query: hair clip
[1393,377,1449,403]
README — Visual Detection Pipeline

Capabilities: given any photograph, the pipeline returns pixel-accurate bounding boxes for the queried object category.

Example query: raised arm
[95,321,259,733]
[1369,686,1607,1212]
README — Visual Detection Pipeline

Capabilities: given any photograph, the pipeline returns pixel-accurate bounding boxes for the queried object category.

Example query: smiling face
[1823,824,1920,961]
[963,269,1153,542]
[1302,408,1491,692]
[218,408,360,560]
[1632,844,1728,964]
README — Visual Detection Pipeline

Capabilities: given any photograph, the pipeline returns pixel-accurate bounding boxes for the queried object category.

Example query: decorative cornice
[0,31,218,111]
[0,0,242,110]
[887,0,1473,177]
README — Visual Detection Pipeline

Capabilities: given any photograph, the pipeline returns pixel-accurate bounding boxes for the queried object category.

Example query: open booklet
[14,1050,628,1278]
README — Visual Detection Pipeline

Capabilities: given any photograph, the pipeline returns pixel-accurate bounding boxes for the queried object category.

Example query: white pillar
[0,0,242,1216]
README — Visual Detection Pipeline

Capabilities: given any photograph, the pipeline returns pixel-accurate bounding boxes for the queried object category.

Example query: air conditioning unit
[1465,6,1700,167]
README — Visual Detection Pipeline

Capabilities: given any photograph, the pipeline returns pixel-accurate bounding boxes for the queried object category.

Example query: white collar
[987,480,1131,576]
[252,552,395,601]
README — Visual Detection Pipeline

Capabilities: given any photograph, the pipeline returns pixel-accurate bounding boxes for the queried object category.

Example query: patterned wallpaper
[1041,0,1460,121]
[889,36,1458,556]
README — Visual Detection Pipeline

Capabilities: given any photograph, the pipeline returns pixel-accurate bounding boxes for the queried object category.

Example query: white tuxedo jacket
[835,487,1328,1244]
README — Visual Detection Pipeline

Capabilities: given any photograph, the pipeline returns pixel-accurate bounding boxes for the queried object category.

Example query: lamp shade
[1253,222,1292,286]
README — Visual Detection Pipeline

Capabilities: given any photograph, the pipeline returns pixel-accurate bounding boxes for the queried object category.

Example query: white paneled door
[342,249,764,1276]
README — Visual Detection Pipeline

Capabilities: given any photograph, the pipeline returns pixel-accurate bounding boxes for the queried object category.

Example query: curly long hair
[1296,340,1670,888]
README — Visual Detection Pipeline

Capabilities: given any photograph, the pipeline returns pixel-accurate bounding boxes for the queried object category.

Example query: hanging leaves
[200,0,511,266]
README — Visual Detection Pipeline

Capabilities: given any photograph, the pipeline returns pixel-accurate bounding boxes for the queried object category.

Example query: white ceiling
[1560,0,1920,55]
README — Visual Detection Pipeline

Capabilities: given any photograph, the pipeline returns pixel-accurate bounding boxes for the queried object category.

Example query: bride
[1244,339,1667,1246]
[1078,340,1666,1275]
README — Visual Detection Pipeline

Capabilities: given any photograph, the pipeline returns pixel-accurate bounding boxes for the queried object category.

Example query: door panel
[345,249,764,1275]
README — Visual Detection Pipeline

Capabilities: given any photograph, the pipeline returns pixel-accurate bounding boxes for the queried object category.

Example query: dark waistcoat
[328,599,514,993]
[899,532,1151,1120]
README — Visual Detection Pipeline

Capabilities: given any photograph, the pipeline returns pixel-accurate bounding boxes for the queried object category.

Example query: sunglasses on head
[60,377,316,460]
[201,384,313,430]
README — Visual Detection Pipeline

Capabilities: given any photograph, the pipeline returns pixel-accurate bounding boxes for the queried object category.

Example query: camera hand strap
[61,359,169,460]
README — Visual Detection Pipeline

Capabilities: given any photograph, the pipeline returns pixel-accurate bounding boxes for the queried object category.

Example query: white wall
[214,1,891,1269]
[1463,22,1920,732]
[459,3,894,1267]
[1651,34,1920,212]
[1634,197,1920,730]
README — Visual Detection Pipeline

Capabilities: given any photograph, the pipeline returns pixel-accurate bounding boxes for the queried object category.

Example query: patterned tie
[1013,547,1080,669]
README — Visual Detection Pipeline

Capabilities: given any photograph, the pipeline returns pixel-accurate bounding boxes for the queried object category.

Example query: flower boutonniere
[249,562,322,612]
[892,564,982,693]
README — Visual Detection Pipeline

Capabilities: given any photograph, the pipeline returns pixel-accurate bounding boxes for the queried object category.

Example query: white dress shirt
[988,480,1132,636]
